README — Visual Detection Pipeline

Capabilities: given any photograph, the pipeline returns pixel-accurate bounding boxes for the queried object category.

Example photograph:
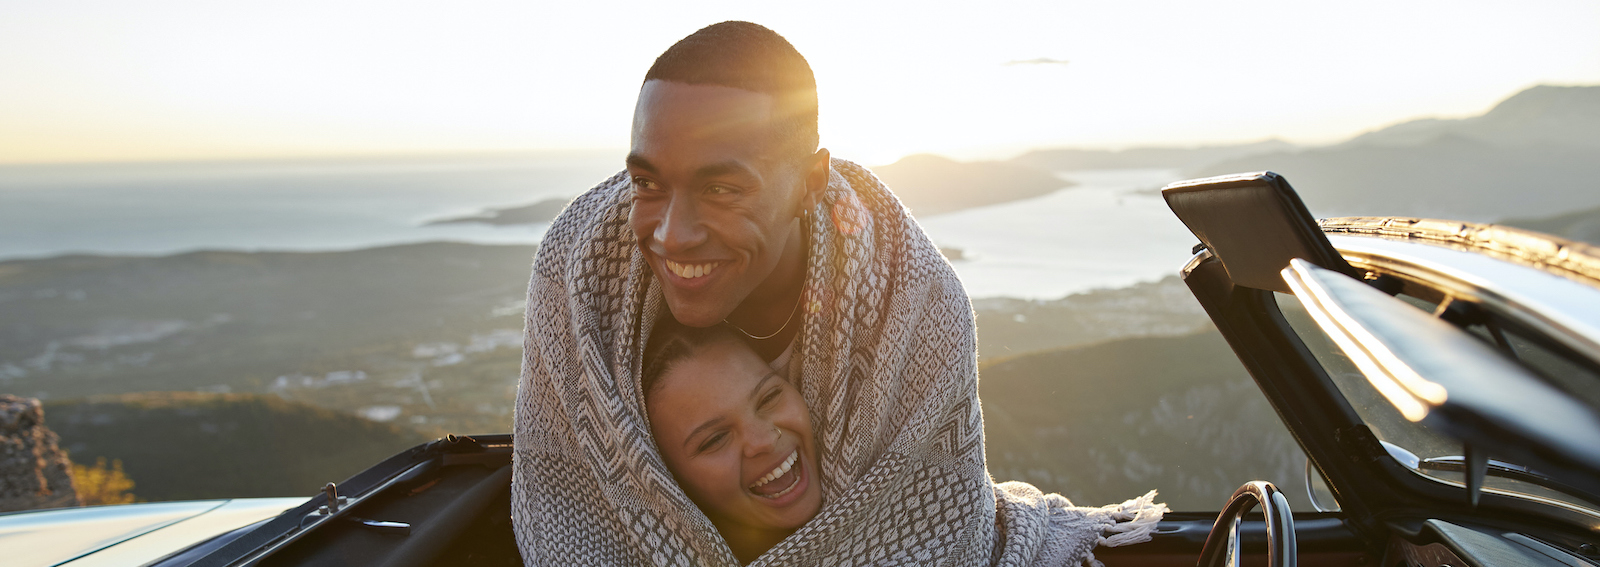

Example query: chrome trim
[230,460,433,566]
[1198,481,1296,567]
[1303,458,1338,513]
[1182,248,1214,278]
[1327,234,1600,364]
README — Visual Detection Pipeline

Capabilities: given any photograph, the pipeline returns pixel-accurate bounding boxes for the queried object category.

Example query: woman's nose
[742,422,780,457]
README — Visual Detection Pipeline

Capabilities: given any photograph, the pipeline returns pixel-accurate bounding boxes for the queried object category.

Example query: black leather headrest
[1163,171,1356,293]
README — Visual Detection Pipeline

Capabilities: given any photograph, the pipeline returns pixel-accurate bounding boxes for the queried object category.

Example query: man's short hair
[644,21,820,159]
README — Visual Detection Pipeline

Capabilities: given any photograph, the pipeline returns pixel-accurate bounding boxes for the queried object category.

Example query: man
[512,21,1162,566]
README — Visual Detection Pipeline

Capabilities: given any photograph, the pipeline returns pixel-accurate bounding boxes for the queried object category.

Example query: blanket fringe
[1097,489,1168,547]
[1079,490,1169,567]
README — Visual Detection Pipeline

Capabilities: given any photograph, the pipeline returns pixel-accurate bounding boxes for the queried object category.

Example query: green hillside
[973,275,1209,360]
[46,392,427,501]
[0,242,535,434]
[980,330,1311,511]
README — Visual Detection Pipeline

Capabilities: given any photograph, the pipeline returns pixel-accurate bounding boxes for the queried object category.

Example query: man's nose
[654,196,707,254]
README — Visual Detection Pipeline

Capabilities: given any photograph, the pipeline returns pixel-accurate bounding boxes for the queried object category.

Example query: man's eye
[632,178,661,192]
[705,184,736,195]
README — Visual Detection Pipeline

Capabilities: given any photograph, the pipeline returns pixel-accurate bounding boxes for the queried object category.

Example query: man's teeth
[750,451,798,489]
[665,259,718,279]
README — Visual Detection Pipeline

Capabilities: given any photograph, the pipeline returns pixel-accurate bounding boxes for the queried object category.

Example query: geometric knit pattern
[511,158,1165,566]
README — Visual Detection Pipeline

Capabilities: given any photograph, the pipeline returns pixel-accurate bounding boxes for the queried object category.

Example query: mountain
[426,197,572,227]
[45,392,425,501]
[1340,85,1600,150]
[1500,204,1600,246]
[1010,139,1294,172]
[980,330,1311,511]
[1194,85,1600,221]
[870,154,1073,217]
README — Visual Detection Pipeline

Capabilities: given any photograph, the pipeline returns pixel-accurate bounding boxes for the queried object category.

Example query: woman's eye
[758,388,781,409]
[697,432,727,454]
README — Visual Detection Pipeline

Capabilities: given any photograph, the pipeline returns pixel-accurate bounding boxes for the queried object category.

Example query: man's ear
[802,148,830,211]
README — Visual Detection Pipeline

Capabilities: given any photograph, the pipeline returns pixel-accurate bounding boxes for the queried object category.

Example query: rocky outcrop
[1,395,79,512]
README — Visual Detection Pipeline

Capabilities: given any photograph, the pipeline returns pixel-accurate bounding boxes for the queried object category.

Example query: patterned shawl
[512,158,1166,566]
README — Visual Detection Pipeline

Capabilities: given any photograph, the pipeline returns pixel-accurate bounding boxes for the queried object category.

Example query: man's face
[627,80,810,328]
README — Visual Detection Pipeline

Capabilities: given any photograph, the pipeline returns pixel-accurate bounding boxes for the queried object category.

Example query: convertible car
[3,172,1597,567]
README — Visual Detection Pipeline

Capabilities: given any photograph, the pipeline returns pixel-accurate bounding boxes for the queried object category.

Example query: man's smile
[663,258,725,280]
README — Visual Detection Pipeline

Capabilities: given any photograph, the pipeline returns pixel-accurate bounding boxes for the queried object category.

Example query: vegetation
[980,330,1311,511]
[46,392,426,501]
[71,457,137,505]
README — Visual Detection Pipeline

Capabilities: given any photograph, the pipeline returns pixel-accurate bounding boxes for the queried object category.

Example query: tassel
[1097,490,1169,548]
[1083,549,1106,567]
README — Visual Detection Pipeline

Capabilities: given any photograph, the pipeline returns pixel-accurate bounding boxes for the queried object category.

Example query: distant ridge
[427,197,571,227]
[870,154,1073,217]
[1340,85,1600,150]
[1010,139,1294,172]
[1194,84,1600,222]
[1501,204,1600,245]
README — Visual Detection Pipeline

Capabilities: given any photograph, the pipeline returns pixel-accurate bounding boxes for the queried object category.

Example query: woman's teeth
[665,259,718,279]
[750,450,798,492]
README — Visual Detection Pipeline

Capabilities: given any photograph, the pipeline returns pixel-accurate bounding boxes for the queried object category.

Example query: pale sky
[2,0,1597,165]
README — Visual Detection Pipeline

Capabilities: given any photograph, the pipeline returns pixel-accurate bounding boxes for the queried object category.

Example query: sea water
[0,156,1197,299]
[0,152,621,260]
[918,168,1197,299]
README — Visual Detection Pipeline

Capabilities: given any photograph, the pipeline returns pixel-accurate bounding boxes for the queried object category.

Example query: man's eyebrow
[625,154,657,173]
[695,161,759,180]
[684,416,727,450]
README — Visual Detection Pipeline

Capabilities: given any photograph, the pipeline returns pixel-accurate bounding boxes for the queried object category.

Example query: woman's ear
[802,148,830,212]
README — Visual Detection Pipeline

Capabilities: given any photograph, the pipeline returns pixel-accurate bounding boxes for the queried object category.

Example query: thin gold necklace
[723,291,803,340]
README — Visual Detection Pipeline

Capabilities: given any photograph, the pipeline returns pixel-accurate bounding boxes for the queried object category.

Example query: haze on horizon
[2,0,1598,166]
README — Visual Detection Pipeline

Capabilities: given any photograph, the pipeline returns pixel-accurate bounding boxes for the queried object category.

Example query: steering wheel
[1196,481,1297,567]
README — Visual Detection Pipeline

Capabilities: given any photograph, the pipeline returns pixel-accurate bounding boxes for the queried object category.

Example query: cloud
[1004,57,1071,67]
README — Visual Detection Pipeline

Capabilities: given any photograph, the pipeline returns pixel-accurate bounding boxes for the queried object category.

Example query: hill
[1340,85,1600,150]
[426,197,571,226]
[869,154,1073,217]
[0,242,536,434]
[45,392,426,501]
[1500,204,1600,245]
[980,329,1310,511]
[1011,139,1293,172]
[1194,85,1600,221]
[973,275,1209,360]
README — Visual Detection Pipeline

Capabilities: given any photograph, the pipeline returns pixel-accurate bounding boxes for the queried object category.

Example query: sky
[2,0,1598,165]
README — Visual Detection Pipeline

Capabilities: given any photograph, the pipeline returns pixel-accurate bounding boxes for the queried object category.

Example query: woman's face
[646,337,822,538]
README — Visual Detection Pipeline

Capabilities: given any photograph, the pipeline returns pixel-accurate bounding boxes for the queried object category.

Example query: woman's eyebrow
[747,370,780,400]
[683,416,728,450]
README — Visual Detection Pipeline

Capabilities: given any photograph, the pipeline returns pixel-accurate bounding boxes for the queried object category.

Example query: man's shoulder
[532,170,633,276]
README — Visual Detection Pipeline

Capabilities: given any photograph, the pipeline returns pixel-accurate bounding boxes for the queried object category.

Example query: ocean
[0,154,1196,299]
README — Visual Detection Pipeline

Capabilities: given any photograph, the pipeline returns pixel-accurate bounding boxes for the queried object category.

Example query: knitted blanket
[512,158,1166,566]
